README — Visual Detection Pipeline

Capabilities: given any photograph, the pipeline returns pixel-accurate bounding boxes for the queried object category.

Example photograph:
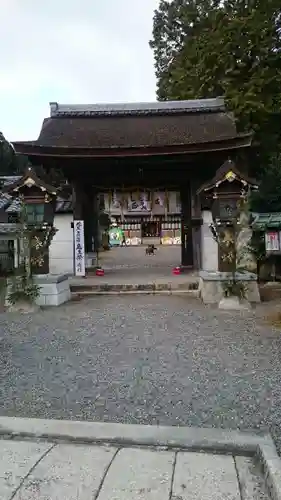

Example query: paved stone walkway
[71,245,197,290]
[1,294,281,455]
[0,438,269,499]
[99,245,181,270]
[81,245,191,285]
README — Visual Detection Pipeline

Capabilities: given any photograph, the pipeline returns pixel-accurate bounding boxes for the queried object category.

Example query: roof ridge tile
[50,98,225,117]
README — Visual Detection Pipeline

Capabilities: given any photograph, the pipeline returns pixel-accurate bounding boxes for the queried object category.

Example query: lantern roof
[2,166,57,196]
[197,159,258,195]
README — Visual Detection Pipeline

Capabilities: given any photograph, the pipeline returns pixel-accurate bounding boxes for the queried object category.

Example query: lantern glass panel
[26,204,44,223]
[216,199,238,219]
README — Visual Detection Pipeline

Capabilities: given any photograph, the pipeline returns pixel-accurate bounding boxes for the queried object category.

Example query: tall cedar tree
[150,0,281,210]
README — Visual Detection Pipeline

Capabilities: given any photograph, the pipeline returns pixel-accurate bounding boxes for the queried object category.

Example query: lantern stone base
[85,252,97,269]
[33,274,71,306]
[218,296,251,311]
[199,271,260,304]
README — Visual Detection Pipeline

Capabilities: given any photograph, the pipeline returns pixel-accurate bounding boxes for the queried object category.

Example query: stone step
[72,290,200,297]
[70,281,199,296]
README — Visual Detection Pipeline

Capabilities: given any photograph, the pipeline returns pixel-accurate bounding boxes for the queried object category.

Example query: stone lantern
[2,166,57,274]
[196,159,260,305]
[2,166,71,306]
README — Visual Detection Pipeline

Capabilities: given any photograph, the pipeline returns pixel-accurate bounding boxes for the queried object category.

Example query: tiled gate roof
[252,212,281,230]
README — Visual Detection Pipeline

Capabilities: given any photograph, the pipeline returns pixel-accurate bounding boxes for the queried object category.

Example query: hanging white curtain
[154,192,164,207]
[112,190,120,209]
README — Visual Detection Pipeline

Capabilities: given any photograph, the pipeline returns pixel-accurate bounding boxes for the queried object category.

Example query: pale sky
[0,0,159,141]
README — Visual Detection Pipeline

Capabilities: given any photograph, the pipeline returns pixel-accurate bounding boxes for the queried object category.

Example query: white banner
[74,220,85,276]
[154,192,164,207]
[127,193,152,212]
[112,190,121,209]
[265,231,280,252]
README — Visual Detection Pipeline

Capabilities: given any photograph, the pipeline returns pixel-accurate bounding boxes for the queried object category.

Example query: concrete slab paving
[173,451,240,500]
[0,429,275,500]
[0,439,272,500]
[0,440,52,500]
[13,443,117,500]
[235,456,269,500]
[98,447,174,500]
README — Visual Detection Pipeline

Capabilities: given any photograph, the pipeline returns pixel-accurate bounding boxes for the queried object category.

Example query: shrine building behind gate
[12,97,252,275]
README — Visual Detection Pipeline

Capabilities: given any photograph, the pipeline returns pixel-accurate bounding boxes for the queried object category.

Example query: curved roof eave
[12,133,252,159]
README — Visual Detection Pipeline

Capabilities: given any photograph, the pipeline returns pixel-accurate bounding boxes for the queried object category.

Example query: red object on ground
[173,267,181,275]
[96,268,105,276]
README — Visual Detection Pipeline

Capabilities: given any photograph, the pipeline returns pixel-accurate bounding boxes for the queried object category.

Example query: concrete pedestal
[199,271,260,304]
[85,253,96,268]
[33,274,71,306]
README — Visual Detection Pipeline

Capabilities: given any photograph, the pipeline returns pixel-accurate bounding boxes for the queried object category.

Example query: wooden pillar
[77,184,99,254]
[92,189,99,253]
[180,183,194,267]
[72,181,84,221]
[191,180,203,270]
[83,188,93,254]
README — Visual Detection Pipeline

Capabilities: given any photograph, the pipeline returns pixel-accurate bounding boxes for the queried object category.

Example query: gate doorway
[97,244,181,272]
[84,243,193,286]
[86,188,185,277]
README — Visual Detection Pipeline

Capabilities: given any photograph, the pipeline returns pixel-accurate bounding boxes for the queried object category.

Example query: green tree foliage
[251,153,281,212]
[0,132,65,185]
[150,0,281,209]
[0,132,15,174]
[0,131,29,175]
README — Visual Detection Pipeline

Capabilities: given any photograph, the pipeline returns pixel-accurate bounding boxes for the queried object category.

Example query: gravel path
[0,296,280,451]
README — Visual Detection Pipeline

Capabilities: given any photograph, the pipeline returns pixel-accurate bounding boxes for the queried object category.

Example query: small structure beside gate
[0,167,71,307]
[252,212,281,281]
[197,160,260,304]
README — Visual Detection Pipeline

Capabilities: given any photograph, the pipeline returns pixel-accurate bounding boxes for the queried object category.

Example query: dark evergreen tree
[150,0,281,210]
[0,132,15,174]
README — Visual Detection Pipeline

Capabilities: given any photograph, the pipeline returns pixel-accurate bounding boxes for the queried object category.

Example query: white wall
[50,213,74,275]
[201,210,218,271]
